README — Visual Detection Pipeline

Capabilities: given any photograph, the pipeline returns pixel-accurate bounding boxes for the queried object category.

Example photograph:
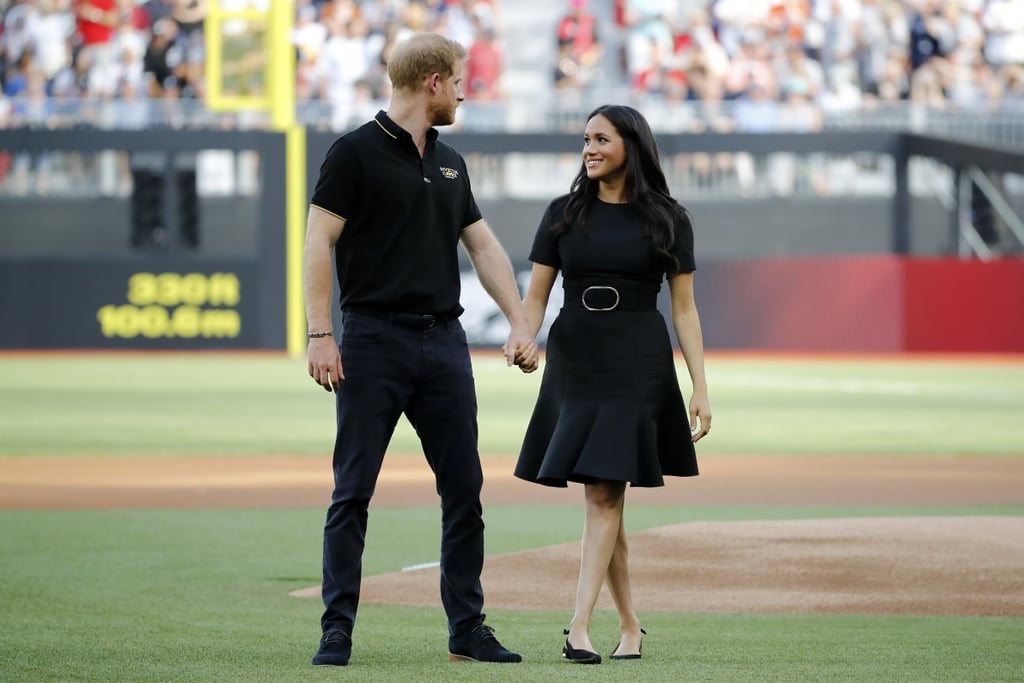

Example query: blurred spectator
[171,0,203,41]
[876,46,911,101]
[779,75,822,131]
[944,45,993,104]
[91,15,145,97]
[292,1,327,100]
[621,0,677,82]
[686,61,730,128]
[722,29,778,99]
[139,0,173,28]
[713,0,773,56]
[775,0,813,47]
[732,80,780,131]
[910,57,949,105]
[142,15,185,98]
[819,64,863,114]
[27,0,75,82]
[854,0,901,96]
[996,63,1024,100]
[434,0,475,48]
[632,33,687,96]
[982,0,1024,68]
[779,44,824,100]
[466,25,500,99]
[675,6,729,84]
[908,0,954,71]
[3,0,36,93]
[943,0,985,53]
[812,0,861,77]
[73,0,120,78]
[554,0,602,89]
[0,0,1022,135]
[316,15,376,130]
[3,1,31,59]
[469,0,498,32]
[3,48,30,97]
[167,0,203,96]
[612,0,627,27]
[7,67,56,193]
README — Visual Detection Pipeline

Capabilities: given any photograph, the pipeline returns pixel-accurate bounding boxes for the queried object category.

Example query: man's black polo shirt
[310,110,483,316]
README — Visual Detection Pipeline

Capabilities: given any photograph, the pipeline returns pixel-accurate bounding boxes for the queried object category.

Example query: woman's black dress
[514,196,700,488]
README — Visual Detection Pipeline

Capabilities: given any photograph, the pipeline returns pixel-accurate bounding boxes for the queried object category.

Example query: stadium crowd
[0,0,1022,131]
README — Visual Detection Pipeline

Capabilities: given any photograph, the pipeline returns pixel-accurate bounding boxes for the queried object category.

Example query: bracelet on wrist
[307,330,333,339]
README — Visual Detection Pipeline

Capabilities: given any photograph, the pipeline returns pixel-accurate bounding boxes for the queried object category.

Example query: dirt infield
[3,454,1023,617]
[329,515,1024,617]
[4,454,1023,509]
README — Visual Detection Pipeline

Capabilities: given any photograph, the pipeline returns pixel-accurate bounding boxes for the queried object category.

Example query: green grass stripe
[1,353,1022,456]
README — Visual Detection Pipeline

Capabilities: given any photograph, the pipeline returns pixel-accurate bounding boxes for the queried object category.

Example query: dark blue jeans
[320,311,484,638]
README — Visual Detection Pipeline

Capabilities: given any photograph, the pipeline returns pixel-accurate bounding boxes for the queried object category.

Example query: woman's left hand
[689,389,711,442]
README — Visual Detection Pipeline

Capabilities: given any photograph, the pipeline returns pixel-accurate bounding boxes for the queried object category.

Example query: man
[303,32,537,667]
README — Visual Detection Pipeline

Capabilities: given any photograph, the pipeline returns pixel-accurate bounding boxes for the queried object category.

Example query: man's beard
[428,100,456,127]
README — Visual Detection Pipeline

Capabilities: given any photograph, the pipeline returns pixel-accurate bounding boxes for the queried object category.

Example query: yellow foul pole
[206,0,306,356]
[265,0,308,357]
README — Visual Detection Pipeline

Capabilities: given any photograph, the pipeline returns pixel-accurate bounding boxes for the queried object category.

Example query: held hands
[502,331,539,374]
[689,388,712,442]
[308,335,343,392]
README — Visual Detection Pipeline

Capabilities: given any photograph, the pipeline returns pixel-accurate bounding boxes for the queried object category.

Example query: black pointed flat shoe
[609,627,646,660]
[562,629,601,664]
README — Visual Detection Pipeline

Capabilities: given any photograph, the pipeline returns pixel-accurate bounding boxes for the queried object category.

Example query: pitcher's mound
[292,516,1024,617]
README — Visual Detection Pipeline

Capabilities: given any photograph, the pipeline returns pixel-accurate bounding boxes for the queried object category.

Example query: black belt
[343,306,457,330]
[562,282,659,312]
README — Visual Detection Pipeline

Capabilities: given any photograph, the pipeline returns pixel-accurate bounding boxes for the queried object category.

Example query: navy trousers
[320,310,485,637]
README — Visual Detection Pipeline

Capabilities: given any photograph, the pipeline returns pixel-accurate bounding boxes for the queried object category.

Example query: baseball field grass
[1,352,1023,456]
[2,503,1022,682]
[1,352,1022,682]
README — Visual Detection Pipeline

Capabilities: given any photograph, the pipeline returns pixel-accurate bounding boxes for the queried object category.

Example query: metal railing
[3,95,1023,148]
[3,102,1022,258]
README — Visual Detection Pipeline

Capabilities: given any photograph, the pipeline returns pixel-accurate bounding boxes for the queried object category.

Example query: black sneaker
[311,630,351,666]
[448,622,522,663]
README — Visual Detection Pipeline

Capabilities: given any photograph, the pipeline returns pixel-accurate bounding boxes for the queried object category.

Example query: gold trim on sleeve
[311,204,346,222]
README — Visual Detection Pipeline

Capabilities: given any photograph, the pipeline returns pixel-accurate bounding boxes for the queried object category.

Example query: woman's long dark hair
[553,104,689,273]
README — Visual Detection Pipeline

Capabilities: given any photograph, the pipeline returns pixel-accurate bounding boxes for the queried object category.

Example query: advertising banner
[0,259,285,349]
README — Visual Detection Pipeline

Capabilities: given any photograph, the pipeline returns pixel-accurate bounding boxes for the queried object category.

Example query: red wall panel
[902,258,1024,352]
[697,256,903,352]
[697,256,1024,352]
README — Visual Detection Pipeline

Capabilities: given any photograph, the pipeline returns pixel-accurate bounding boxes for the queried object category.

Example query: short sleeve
[460,154,484,230]
[310,137,361,220]
[669,205,696,274]
[528,197,565,268]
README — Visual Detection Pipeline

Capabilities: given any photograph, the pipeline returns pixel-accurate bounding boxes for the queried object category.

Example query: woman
[514,104,712,664]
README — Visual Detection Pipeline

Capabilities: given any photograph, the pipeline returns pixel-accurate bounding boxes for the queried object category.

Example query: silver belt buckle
[582,285,620,311]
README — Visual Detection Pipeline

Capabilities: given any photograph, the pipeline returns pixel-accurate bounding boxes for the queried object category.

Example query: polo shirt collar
[373,110,439,144]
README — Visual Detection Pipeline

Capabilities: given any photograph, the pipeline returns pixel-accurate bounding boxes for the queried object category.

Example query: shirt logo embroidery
[440,167,459,180]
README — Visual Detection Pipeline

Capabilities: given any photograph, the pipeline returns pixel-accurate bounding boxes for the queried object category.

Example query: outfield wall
[694,256,1024,353]
[2,129,1021,352]
[1,252,1020,352]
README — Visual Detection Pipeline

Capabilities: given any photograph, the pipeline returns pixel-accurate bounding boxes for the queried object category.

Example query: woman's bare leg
[606,512,643,656]
[566,480,626,653]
